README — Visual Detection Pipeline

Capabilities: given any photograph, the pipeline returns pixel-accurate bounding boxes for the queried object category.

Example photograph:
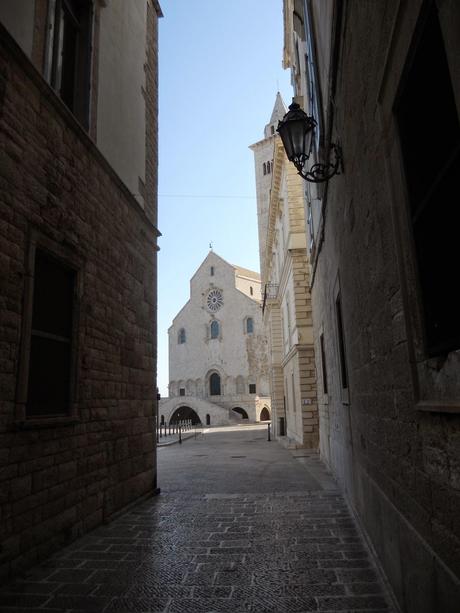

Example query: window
[263,162,267,175]
[307,202,314,249]
[271,125,275,135]
[179,388,185,397]
[27,250,76,416]
[304,0,322,151]
[246,317,254,334]
[210,373,221,396]
[178,328,186,344]
[284,298,291,348]
[320,333,328,395]
[249,383,256,394]
[249,286,253,296]
[267,161,271,174]
[335,294,348,390]
[210,320,219,339]
[210,266,214,276]
[45,0,93,127]
[395,3,460,356]
[291,373,296,412]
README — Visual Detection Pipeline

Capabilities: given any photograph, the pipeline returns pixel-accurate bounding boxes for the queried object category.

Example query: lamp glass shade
[277,103,315,164]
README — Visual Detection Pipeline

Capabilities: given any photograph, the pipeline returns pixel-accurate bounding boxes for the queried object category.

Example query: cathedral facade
[160,252,271,426]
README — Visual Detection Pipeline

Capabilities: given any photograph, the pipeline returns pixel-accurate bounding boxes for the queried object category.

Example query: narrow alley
[0,425,395,612]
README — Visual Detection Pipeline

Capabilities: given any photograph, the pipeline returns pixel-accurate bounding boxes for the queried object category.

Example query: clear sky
[157,1,293,396]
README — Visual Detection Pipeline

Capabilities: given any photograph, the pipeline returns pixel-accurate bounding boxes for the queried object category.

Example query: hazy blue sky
[157,1,293,395]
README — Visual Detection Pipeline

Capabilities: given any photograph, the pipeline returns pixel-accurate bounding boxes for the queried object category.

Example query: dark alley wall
[309,1,460,611]
[0,11,159,578]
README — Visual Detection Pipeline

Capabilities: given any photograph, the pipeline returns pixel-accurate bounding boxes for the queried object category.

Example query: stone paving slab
[0,426,396,612]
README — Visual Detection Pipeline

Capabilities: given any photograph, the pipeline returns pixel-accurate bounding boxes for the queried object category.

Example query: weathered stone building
[0,0,162,577]
[160,251,271,426]
[282,0,460,610]
[250,94,319,448]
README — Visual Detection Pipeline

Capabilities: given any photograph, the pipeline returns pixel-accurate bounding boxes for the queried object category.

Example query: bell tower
[249,92,287,280]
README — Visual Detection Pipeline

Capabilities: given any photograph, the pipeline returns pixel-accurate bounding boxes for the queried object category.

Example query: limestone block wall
[0,7,160,578]
[97,0,147,211]
[256,131,318,449]
[287,1,460,608]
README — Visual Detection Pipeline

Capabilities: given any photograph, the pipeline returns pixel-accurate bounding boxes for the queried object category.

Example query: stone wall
[0,18,159,578]
[305,1,460,609]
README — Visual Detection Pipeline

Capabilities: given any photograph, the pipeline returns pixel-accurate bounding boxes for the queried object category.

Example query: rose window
[207,289,223,312]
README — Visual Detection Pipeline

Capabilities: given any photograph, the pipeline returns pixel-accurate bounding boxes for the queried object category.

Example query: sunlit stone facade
[163,252,271,425]
[250,94,318,448]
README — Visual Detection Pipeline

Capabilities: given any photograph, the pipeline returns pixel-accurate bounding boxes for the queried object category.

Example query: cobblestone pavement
[0,425,396,612]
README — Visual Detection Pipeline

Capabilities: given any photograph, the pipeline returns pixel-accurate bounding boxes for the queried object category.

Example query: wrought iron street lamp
[277,102,343,183]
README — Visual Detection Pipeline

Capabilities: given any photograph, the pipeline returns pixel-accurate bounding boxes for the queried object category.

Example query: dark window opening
[395,3,460,356]
[178,328,186,344]
[27,250,76,416]
[210,320,219,339]
[210,373,221,396]
[179,388,185,396]
[48,0,93,127]
[206,413,211,425]
[249,286,254,296]
[320,333,328,394]
[249,383,256,394]
[263,162,267,175]
[335,295,348,390]
[210,266,214,276]
[246,317,254,334]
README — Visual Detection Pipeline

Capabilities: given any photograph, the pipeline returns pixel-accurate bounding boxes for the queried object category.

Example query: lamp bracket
[294,143,343,183]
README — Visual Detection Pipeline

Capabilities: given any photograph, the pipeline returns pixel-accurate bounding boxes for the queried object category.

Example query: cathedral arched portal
[232,407,249,419]
[169,406,202,426]
[260,406,271,421]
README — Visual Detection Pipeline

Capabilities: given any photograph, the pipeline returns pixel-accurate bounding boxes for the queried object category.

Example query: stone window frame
[291,372,296,413]
[393,3,459,359]
[244,316,254,335]
[377,0,460,414]
[208,370,222,396]
[208,318,222,341]
[318,326,329,403]
[333,274,349,406]
[15,229,83,427]
[43,0,95,130]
